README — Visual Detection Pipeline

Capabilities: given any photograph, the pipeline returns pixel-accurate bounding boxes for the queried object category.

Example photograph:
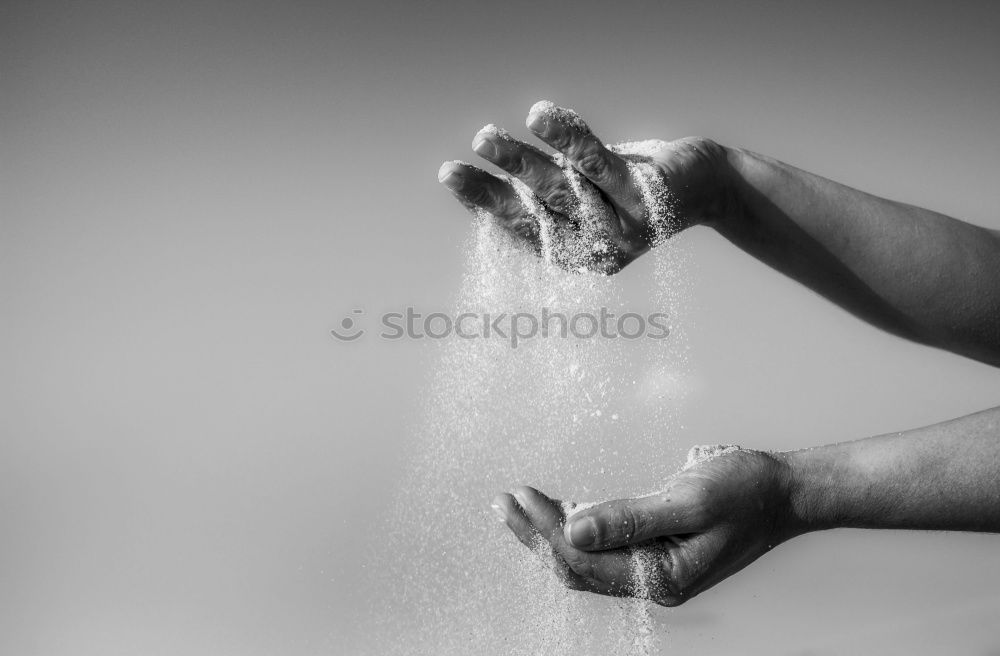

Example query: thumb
[563,491,703,551]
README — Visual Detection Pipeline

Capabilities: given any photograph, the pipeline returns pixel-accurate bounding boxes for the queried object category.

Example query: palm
[492,447,793,606]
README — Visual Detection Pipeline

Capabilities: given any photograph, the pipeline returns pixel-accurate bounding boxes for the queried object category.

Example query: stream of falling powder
[369,140,693,655]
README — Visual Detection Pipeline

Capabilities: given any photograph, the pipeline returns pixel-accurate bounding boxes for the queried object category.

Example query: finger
[491,492,540,550]
[437,161,541,244]
[438,160,520,219]
[662,531,729,603]
[512,485,635,592]
[493,492,592,591]
[563,487,705,551]
[471,125,576,214]
[525,101,645,221]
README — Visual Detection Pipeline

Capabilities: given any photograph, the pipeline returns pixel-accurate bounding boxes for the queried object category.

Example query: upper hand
[439,101,733,274]
[492,446,795,606]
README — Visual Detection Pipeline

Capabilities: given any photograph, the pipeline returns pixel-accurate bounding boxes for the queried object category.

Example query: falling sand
[366,109,695,655]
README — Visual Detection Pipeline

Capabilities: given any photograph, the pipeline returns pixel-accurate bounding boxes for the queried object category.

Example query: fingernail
[490,503,507,523]
[437,163,461,187]
[567,517,597,547]
[473,134,497,160]
[526,112,547,135]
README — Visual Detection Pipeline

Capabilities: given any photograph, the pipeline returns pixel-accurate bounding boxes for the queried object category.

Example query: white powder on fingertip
[529,100,592,134]
[477,123,514,142]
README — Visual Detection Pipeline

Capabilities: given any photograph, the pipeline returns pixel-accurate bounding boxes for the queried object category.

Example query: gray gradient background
[4,1,1000,654]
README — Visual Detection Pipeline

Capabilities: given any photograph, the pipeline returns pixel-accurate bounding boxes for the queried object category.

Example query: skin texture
[441,101,1000,606]
[438,104,730,273]
[492,408,1000,607]
[491,449,795,606]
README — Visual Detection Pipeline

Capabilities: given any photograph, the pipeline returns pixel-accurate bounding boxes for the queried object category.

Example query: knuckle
[515,158,551,188]
[574,150,612,181]
[491,195,523,221]
[679,135,721,152]
[548,128,573,151]
[671,136,712,155]
[506,153,532,178]
[465,184,494,208]
[605,505,639,546]
[566,553,598,581]
[511,219,538,236]
[621,506,640,540]
[540,182,573,210]
[668,136,727,173]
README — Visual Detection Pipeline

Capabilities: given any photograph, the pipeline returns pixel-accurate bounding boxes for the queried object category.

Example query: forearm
[710,147,1000,366]
[780,406,1000,536]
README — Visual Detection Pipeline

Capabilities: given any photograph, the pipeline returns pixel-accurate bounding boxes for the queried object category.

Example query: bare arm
[440,100,1000,364]
[495,406,1000,606]
[783,405,1000,534]
[715,150,1000,366]
[440,101,1000,604]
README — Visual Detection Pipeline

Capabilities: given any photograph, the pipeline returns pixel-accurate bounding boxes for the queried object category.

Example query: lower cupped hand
[491,446,795,606]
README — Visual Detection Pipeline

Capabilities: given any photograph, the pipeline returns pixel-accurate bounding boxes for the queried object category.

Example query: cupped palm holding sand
[441,101,1000,606]
[492,447,793,606]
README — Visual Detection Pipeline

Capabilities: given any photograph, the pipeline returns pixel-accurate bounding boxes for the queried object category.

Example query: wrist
[694,142,748,230]
[775,447,844,538]
[654,137,743,231]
